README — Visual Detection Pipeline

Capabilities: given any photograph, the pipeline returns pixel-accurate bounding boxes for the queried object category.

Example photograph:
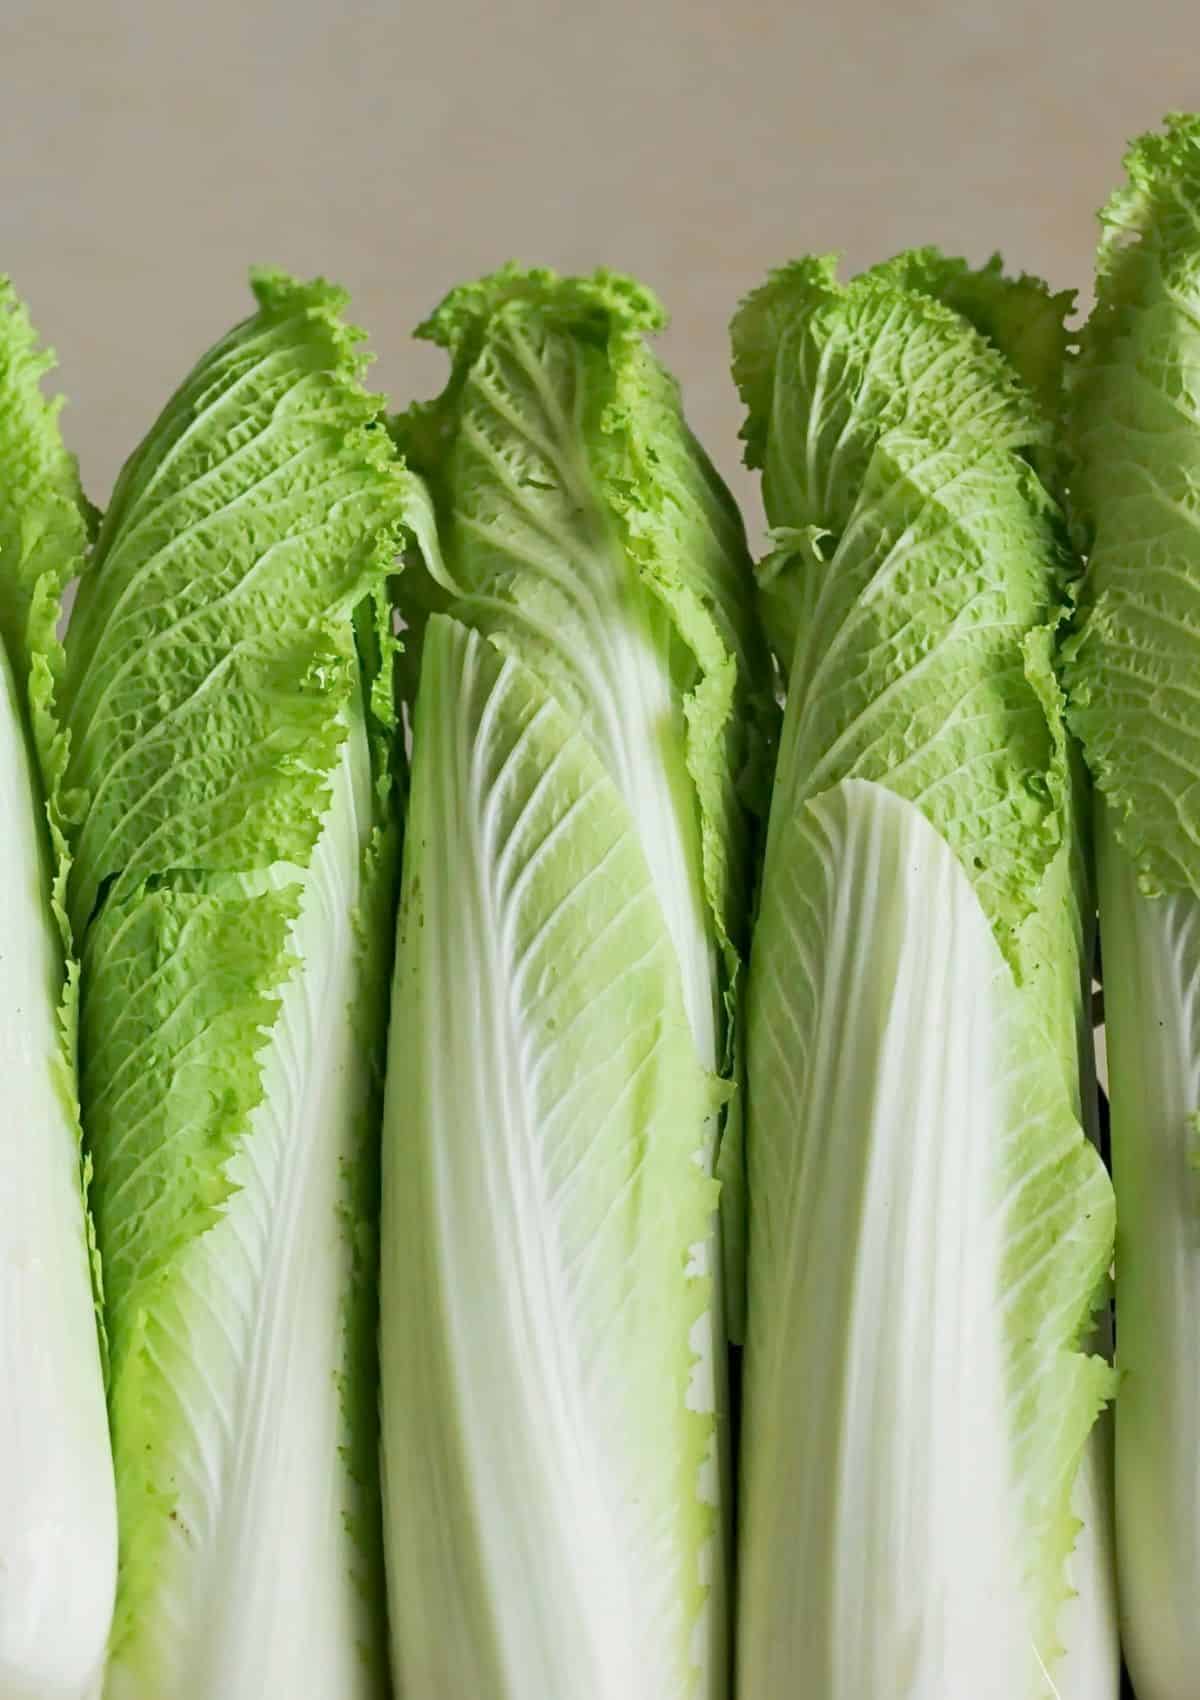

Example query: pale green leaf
[0,278,116,1700]
[63,271,408,1697]
[1066,113,1200,898]
[735,254,1117,1700]
[396,264,768,1344]
[382,266,763,1694]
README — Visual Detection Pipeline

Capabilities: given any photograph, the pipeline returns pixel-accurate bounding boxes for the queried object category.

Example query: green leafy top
[0,279,90,913]
[865,248,1075,499]
[866,248,1075,426]
[63,270,406,931]
[0,279,98,1320]
[0,280,90,675]
[1065,114,1200,896]
[413,262,666,358]
[731,254,1046,491]
[62,267,411,1346]
[736,251,1115,1685]
[397,262,769,992]
[62,272,411,1661]
[398,265,771,1344]
[733,252,1076,973]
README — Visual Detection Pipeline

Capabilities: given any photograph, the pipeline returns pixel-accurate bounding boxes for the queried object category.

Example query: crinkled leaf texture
[733,257,1117,1700]
[0,279,116,1700]
[1065,114,1200,1700]
[397,264,765,1053]
[863,247,1076,498]
[61,271,407,1700]
[1067,113,1200,898]
[382,266,766,1697]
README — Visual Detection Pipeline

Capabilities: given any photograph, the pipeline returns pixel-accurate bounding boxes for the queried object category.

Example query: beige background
[2,0,1196,535]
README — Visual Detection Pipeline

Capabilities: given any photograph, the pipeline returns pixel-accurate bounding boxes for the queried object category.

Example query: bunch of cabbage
[1066,114,1200,1700]
[60,273,410,1700]
[732,252,1117,1700]
[379,268,765,1700]
[0,281,116,1700]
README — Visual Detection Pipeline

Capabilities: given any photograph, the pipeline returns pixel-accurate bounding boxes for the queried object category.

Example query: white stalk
[0,642,116,1700]
[1097,814,1200,1700]
[381,618,722,1700]
[739,779,1111,1700]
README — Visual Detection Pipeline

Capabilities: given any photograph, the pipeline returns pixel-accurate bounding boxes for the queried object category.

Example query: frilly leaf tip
[1094,112,1200,280]
[729,254,844,466]
[729,254,842,356]
[414,264,667,357]
[249,265,354,320]
[246,268,376,394]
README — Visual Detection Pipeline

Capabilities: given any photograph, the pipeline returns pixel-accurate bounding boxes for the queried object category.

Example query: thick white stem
[1098,817,1200,1700]
[0,644,116,1700]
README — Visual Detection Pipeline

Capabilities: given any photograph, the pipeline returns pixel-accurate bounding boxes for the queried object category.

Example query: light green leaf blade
[0,275,93,684]
[1066,113,1200,898]
[0,279,116,1700]
[865,248,1074,425]
[731,260,1048,679]
[735,256,1117,1699]
[383,266,764,1693]
[865,247,1075,497]
[1064,114,1200,1700]
[399,265,766,1030]
[397,264,767,1344]
[63,271,408,1699]
[63,270,404,926]
[765,424,1070,968]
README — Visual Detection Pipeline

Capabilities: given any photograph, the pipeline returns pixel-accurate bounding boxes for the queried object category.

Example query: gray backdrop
[2,0,1193,529]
